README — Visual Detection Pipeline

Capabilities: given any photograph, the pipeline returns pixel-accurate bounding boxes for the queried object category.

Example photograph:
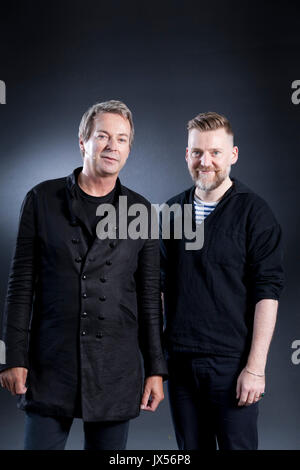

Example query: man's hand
[236,367,265,406]
[0,367,28,396]
[140,375,164,412]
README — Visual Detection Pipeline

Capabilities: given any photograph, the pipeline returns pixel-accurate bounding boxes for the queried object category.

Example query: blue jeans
[167,353,259,450]
[24,411,130,450]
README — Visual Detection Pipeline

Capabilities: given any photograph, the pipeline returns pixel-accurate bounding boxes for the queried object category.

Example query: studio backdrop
[0,0,299,450]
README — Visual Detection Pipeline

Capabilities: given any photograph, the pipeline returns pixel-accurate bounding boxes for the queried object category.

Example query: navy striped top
[194,194,218,224]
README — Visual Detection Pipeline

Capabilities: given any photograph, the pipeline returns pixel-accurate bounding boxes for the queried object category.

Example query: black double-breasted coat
[0,167,167,421]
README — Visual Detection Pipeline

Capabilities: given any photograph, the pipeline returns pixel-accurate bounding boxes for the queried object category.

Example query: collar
[188,176,253,206]
[66,166,123,198]
[65,167,123,235]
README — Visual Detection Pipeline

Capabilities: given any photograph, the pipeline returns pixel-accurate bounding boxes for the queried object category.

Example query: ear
[231,146,239,165]
[185,147,189,162]
[79,136,85,156]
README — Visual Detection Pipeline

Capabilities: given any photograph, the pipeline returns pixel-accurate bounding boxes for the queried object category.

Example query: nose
[200,151,212,167]
[105,136,118,151]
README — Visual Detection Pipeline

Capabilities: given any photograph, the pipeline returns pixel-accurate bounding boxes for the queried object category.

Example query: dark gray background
[0,0,299,450]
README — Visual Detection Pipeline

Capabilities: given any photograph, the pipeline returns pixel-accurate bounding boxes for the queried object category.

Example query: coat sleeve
[0,190,37,372]
[246,200,285,305]
[136,233,168,380]
[159,209,168,294]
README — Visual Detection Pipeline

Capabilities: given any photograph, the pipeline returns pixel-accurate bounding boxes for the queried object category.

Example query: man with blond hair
[160,112,284,450]
[0,100,167,450]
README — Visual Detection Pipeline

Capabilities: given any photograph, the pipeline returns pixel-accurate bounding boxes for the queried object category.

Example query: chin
[96,164,117,175]
[195,169,230,191]
[196,182,217,191]
[195,177,223,191]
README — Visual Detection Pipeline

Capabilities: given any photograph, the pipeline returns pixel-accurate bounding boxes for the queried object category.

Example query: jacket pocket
[119,303,137,322]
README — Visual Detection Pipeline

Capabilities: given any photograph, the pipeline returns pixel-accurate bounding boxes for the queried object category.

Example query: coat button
[99,296,106,301]
[82,274,87,280]
[82,312,88,317]
[96,332,103,339]
[100,277,107,283]
[72,238,80,244]
[109,241,116,248]
[81,331,86,336]
[82,293,87,298]
[106,260,112,266]
[75,257,82,263]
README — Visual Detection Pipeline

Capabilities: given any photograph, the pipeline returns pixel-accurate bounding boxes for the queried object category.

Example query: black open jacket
[0,167,167,422]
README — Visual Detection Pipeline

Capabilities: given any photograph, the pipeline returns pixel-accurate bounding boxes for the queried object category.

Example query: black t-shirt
[75,179,116,240]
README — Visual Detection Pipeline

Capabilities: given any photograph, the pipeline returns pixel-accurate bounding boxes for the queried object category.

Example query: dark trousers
[24,411,130,450]
[167,353,259,450]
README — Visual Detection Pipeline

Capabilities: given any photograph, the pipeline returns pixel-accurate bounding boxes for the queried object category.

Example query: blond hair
[187,111,233,138]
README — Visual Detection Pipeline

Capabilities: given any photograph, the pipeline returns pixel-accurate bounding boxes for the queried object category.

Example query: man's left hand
[236,367,265,406]
[140,375,164,412]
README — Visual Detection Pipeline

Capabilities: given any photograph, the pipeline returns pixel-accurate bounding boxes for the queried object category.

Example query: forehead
[92,112,131,134]
[188,127,232,148]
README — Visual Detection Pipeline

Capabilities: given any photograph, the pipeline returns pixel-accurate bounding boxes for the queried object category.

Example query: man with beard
[160,112,284,450]
[0,100,167,450]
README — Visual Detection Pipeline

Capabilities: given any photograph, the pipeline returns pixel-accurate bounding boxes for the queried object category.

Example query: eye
[119,138,128,143]
[213,150,220,156]
[97,134,107,140]
[191,151,201,158]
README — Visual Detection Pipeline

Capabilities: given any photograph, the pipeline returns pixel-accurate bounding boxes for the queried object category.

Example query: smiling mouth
[101,155,119,162]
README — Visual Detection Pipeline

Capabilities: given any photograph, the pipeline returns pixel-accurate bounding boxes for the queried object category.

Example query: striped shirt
[194,194,218,224]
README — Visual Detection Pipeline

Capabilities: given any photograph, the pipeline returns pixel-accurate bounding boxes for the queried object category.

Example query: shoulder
[232,179,280,231]
[19,176,66,210]
[29,176,66,196]
[120,184,153,208]
[164,187,193,207]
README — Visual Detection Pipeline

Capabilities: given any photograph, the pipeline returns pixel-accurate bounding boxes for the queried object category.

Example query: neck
[195,177,233,203]
[78,169,117,197]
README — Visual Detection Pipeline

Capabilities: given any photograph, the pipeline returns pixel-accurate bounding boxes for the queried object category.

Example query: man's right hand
[0,367,28,395]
